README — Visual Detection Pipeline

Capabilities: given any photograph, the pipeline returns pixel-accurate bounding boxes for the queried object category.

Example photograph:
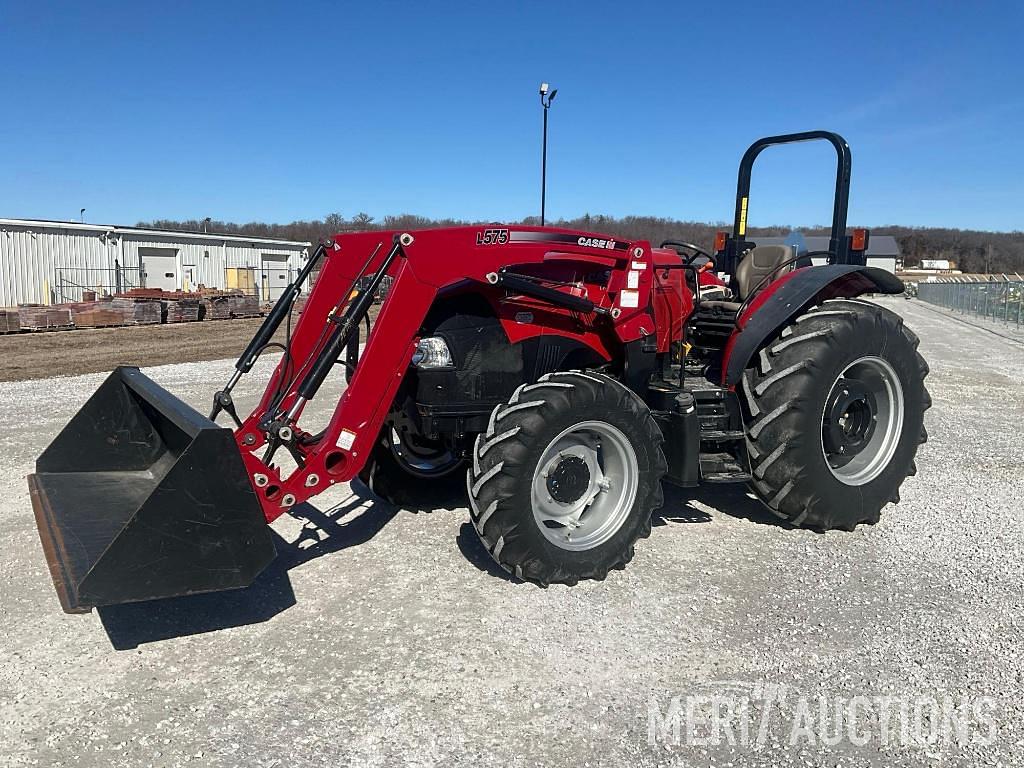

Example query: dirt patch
[0,306,383,382]
[0,319,274,382]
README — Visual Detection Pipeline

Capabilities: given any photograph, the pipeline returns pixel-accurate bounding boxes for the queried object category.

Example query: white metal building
[0,218,310,306]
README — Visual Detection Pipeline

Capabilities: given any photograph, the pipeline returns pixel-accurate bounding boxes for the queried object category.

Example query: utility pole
[539,82,557,226]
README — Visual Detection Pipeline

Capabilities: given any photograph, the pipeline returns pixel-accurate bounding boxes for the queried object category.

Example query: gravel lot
[1,297,1021,767]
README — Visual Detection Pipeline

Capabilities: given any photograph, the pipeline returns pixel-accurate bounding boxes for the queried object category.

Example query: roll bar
[722,131,860,277]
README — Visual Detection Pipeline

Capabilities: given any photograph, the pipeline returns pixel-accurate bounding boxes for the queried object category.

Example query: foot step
[700,429,745,442]
[701,471,753,484]
[699,451,751,484]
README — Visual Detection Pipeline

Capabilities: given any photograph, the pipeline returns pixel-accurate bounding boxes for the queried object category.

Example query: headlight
[411,336,454,368]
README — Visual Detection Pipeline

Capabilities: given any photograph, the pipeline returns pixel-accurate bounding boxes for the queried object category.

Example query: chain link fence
[55,267,141,303]
[917,278,1024,328]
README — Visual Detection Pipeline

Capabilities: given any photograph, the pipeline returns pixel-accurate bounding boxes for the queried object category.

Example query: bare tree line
[141,214,1024,275]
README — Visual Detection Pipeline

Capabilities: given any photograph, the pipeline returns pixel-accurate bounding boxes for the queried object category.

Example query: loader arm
[232,227,659,522]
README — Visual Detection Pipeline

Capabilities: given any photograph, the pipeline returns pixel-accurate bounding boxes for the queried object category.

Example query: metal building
[0,218,310,306]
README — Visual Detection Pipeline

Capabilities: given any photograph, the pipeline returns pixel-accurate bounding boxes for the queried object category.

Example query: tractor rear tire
[741,298,930,531]
[466,371,667,586]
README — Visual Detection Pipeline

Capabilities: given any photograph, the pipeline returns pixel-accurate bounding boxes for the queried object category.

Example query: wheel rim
[821,356,904,486]
[530,420,639,551]
[388,428,461,479]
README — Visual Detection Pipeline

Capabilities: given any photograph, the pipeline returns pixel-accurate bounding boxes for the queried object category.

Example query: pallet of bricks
[0,308,20,334]
[165,297,200,323]
[115,289,200,323]
[18,304,74,331]
[200,290,260,320]
[65,298,128,328]
[110,297,161,325]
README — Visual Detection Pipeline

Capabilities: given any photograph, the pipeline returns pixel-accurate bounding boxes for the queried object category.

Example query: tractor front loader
[29,131,930,612]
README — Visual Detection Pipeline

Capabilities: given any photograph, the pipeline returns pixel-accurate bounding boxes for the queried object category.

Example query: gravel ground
[0,296,1021,767]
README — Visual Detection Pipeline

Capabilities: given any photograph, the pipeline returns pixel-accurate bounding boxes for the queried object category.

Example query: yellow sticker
[738,197,748,236]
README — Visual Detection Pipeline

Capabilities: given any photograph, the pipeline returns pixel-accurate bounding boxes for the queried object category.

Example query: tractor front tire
[741,299,930,531]
[358,428,467,511]
[466,371,667,586]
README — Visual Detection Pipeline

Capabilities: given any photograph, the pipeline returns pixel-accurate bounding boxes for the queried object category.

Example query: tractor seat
[735,244,795,300]
[700,245,796,314]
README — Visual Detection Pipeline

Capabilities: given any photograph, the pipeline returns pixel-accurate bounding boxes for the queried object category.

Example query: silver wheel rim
[388,428,461,479]
[821,356,905,486]
[530,420,639,551]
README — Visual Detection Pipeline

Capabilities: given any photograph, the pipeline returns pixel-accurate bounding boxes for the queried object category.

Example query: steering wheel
[660,240,716,270]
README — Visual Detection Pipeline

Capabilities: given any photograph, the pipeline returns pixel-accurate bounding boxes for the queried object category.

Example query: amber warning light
[852,228,869,251]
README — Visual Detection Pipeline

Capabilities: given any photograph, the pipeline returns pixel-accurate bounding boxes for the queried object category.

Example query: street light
[539,82,557,226]
[80,208,85,223]
[202,216,212,234]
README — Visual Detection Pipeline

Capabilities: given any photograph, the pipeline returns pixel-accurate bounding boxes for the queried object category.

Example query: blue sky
[1,1,1021,230]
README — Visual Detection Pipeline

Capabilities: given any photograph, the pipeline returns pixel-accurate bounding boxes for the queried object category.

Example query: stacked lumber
[109,298,161,325]
[18,304,73,331]
[0,308,20,333]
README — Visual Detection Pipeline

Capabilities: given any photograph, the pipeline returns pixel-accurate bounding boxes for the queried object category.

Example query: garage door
[261,255,291,301]
[139,248,178,291]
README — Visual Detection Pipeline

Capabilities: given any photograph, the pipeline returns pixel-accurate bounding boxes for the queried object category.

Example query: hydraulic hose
[296,236,406,402]
[235,242,326,374]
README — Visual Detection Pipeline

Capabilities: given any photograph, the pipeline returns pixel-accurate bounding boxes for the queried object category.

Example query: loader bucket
[28,366,276,613]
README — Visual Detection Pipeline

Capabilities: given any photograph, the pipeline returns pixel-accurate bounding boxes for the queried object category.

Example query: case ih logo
[507,231,631,251]
[577,236,617,250]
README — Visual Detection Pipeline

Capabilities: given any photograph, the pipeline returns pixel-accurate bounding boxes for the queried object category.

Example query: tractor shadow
[98,484,399,650]
[98,482,791,646]
[454,482,788,584]
[658,483,795,529]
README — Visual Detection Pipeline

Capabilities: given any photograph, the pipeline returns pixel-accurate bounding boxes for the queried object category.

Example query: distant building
[749,234,900,274]
[0,218,310,306]
[897,257,962,283]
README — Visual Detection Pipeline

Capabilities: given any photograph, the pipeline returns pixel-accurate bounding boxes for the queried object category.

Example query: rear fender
[721,265,904,386]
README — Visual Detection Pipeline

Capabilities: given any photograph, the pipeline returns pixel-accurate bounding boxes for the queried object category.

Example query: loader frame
[229,227,661,522]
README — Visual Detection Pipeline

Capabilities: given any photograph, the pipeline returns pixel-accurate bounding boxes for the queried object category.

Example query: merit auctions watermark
[648,682,997,749]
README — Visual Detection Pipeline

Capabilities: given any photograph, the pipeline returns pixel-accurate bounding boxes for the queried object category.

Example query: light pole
[539,82,557,226]
[80,208,85,223]
[202,216,212,234]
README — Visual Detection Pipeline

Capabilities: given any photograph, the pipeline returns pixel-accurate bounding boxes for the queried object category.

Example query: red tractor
[29,131,930,611]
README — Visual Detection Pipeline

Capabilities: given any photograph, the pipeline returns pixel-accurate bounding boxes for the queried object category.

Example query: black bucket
[28,366,276,613]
